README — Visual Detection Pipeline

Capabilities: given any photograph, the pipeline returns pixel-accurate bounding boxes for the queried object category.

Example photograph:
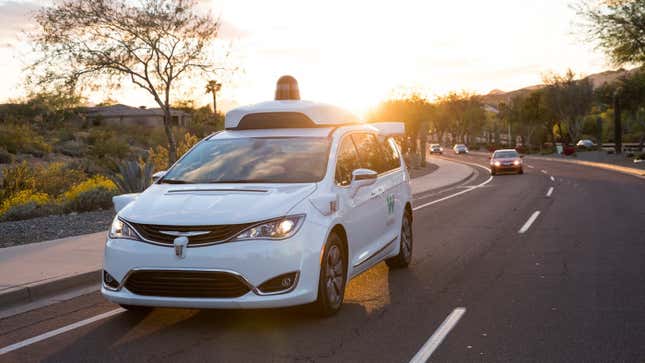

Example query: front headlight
[494,161,501,167]
[513,160,521,166]
[109,217,141,241]
[234,215,305,241]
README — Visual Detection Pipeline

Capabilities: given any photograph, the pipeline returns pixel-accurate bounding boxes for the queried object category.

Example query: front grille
[127,221,255,246]
[124,270,251,298]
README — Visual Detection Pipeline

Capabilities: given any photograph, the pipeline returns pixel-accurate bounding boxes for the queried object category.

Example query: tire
[313,231,347,316]
[518,168,524,175]
[119,304,152,313]
[386,211,413,269]
[490,168,496,176]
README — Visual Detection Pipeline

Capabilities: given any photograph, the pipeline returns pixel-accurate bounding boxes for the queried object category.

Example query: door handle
[371,187,384,197]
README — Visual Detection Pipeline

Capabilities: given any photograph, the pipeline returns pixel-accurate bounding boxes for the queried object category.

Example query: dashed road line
[550,176,555,182]
[527,165,535,169]
[413,161,493,211]
[519,211,541,234]
[546,187,554,197]
[409,308,467,363]
[541,170,548,174]
[0,308,125,356]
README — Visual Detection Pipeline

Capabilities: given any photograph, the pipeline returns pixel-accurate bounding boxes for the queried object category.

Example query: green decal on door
[386,194,395,214]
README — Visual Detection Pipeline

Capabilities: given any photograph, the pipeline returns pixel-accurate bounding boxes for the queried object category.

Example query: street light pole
[613,88,622,154]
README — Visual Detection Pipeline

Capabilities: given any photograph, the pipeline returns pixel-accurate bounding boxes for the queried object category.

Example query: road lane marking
[541,170,548,174]
[546,187,554,197]
[0,308,125,356]
[550,176,555,182]
[409,307,466,363]
[519,211,541,234]
[527,165,535,169]
[414,158,494,211]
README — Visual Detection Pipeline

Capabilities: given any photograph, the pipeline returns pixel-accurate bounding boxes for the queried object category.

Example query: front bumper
[101,221,327,309]
[491,165,522,173]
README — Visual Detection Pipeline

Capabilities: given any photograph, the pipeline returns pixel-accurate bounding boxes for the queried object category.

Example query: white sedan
[103,98,413,316]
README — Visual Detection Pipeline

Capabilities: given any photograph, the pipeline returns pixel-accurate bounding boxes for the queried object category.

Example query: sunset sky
[0,0,609,117]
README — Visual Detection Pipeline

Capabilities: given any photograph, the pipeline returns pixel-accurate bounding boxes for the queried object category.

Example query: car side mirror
[350,169,377,197]
[152,170,167,183]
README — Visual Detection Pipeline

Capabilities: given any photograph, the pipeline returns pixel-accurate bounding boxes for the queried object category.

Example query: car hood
[119,183,317,225]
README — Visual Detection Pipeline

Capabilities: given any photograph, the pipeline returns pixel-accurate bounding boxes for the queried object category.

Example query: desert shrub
[87,128,130,160]
[62,175,117,212]
[0,190,58,221]
[109,159,154,193]
[55,140,87,157]
[148,132,200,171]
[0,123,51,157]
[0,162,36,200]
[0,148,14,164]
[34,162,87,196]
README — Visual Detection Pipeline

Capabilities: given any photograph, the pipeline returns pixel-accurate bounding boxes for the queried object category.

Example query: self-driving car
[489,149,523,175]
[102,79,413,316]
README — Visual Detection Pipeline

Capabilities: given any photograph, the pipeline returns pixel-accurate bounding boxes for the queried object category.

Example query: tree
[205,80,222,114]
[29,0,222,166]
[543,70,594,142]
[576,0,645,66]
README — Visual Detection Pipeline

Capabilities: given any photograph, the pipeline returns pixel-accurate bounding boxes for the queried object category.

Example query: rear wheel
[313,232,347,316]
[386,211,413,269]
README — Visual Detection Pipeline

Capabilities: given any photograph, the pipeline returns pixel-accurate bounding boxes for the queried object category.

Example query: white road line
[550,176,555,182]
[527,165,535,169]
[409,308,467,363]
[541,170,548,174]
[546,187,554,197]
[0,308,125,356]
[413,165,493,211]
[518,211,541,234]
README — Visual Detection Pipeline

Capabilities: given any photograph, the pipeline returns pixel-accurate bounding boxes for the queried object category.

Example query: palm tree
[205,80,222,114]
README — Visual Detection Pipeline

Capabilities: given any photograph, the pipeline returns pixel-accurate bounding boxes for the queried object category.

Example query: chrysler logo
[159,230,210,237]
[173,236,189,258]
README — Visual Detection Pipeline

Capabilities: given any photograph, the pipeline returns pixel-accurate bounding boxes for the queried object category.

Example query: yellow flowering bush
[0,190,55,221]
[62,176,118,212]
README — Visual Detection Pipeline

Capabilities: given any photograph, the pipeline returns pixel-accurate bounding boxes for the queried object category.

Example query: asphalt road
[1,153,644,363]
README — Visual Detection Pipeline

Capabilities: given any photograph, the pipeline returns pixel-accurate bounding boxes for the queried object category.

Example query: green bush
[0,148,14,164]
[36,162,87,196]
[0,162,36,200]
[0,123,51,157]
[0,190,58,221]
[62,176,117,212]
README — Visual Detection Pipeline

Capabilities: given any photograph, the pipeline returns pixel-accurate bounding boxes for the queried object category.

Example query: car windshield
[161,137,331,184]
[494,150,519,158]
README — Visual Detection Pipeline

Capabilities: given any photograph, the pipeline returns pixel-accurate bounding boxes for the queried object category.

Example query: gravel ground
[0,209,114,248]
[0,162,439,249]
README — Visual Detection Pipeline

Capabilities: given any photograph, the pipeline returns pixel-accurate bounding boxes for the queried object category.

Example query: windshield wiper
[159,179,192,184]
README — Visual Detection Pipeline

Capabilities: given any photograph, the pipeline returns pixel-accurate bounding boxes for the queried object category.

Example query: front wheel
[518,168,524,174]
[313,232,347,316]
[386,211,413,269]
[490,168,496,176]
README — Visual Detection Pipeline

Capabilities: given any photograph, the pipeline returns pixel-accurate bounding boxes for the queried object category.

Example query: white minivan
[102,97,413,315]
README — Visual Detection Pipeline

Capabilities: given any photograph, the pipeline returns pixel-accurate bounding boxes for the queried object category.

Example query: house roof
[83,104,189,118]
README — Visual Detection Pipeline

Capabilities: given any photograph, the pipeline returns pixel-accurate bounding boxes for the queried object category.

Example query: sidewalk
[0,232,105,316]
[0,157,476,316]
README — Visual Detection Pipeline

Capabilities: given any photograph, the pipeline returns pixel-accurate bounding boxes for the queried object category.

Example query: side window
[351,133,388,173]
[382,137,402,171]
[335,136,361,186]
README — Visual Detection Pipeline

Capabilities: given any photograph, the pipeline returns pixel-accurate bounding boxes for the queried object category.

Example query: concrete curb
[526,155,645,179]
[0,270,101,314]
[412,169,475,199]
